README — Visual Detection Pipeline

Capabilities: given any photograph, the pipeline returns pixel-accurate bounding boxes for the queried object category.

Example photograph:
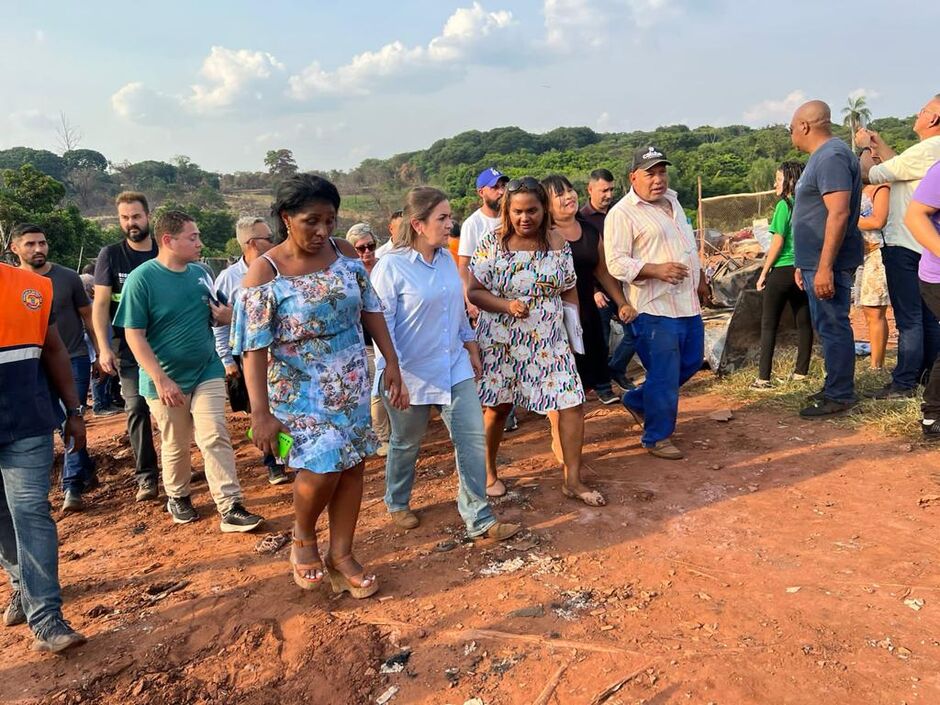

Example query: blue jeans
[600,302,637,377]
[624,314,704,446]
[91,372,116,412]
[882,246,940,390]
[0,435,63,634]
[62,355,96,493]
[382,377,495,536]
[803,268,857,403]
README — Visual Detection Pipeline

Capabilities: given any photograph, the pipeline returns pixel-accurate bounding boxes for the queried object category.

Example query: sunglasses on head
[355,242,377,253]
[506,177,542,194]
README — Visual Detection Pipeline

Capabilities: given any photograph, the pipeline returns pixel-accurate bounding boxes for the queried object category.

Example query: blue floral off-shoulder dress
[231,242,382,473]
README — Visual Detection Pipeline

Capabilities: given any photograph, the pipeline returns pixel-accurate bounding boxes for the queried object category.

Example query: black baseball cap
[630,145,671,173]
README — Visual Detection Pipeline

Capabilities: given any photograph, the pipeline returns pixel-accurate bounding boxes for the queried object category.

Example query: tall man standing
[605,146,708,459]
[857,95,940,399]
[457,168,509,319]
[0,263,87,653]
[789,100,863,417]
[114,210,263,532]
[213,216,289,485]
[11,225,101,512]
[93,192,160,501]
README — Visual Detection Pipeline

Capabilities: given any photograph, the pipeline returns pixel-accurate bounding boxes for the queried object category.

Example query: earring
[285,221,292,237]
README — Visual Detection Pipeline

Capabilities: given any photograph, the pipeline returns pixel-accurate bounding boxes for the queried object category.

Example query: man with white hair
[212,216,289,485]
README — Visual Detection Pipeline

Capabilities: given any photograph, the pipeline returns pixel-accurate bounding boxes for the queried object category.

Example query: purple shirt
[914,161,940,283]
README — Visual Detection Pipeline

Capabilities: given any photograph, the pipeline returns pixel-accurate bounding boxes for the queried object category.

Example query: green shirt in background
[113,259,224,400]
[768,199,795,268]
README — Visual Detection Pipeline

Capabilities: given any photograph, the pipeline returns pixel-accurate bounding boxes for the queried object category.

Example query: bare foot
[486,479,507,497]
[562,481,606,507]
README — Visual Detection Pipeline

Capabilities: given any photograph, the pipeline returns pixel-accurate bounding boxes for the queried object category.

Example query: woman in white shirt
[370,187,521,541]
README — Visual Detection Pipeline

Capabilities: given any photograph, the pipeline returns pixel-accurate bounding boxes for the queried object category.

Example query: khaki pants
[149,377,242,515]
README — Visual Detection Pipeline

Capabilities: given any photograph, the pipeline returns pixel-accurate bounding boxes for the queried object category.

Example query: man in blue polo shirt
[789,100,863,417]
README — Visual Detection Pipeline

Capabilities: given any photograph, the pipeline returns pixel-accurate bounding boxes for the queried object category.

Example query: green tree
[842,95,872,151]
[0,147,67,181]
[264,149,298,177]
[747,157,777,192]
[62,149,108,173]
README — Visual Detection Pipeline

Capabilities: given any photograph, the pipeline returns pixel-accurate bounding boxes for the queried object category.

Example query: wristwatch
[65,407,85,418]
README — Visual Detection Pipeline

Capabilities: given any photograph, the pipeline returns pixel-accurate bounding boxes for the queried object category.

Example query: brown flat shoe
[390,510,419,530]
[646,439,684,460]
[290,534,324,591]
[476,521,522,541]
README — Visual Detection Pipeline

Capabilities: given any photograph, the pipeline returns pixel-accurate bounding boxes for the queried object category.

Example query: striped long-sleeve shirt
[603,188,702,319]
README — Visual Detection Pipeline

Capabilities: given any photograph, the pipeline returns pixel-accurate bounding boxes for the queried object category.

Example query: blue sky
[2,0,937,173]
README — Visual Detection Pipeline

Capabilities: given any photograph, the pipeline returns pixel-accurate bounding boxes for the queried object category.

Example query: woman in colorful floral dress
[232,174,409,598]
[468,177,605,507]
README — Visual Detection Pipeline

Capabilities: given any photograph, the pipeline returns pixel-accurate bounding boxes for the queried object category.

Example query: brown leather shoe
[646,439,684,460]
[390,510,419,530]
[478,521,522,541]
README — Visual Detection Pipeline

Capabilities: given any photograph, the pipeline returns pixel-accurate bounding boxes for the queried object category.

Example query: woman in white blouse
[370,187,521,541]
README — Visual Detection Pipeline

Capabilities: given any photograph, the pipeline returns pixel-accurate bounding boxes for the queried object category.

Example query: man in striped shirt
[604,146,709,459]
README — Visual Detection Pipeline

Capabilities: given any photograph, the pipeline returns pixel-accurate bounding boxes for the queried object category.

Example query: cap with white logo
[630,145,671,173]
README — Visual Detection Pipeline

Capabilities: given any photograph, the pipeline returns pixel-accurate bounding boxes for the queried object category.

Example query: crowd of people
[2,97,940,655]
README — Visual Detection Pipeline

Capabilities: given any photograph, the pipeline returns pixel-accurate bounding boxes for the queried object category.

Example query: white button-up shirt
[604,188,701,319]
[212,257,248,366]
[370,247,476,405]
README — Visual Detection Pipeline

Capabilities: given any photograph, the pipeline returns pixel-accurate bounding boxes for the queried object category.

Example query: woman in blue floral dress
[468,177,604,507]
[232,174,409,598]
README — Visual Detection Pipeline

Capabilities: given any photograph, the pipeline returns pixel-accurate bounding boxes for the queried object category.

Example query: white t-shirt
[375,239,394,258]
[457,208,501,259]
[869,135,940,252]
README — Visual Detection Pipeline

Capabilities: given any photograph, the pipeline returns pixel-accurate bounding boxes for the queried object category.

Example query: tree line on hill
[0,113,917,269]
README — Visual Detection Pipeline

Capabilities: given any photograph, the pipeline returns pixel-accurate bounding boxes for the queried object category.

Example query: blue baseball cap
[476,167,508,190]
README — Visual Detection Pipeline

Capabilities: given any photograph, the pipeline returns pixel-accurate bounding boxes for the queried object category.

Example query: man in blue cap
[457,167,509,319]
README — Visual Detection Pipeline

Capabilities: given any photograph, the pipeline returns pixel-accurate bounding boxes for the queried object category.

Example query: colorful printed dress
[230,242,382,473]
[470,231,585,412]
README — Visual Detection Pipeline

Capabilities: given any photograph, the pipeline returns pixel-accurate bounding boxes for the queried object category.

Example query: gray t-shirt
[44,263,90,358]
[792,137,863,272]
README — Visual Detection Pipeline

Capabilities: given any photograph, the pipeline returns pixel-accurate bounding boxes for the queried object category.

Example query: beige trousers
[149,377,243,514]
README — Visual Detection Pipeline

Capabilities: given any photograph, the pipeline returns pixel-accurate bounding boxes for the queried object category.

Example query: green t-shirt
[769,199,795,268]
[113,259,224,399]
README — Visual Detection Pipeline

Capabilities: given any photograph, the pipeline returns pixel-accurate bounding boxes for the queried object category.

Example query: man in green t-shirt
[114,210,263,533]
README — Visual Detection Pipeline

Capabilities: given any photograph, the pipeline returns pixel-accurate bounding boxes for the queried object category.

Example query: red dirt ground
[1,372,938,705]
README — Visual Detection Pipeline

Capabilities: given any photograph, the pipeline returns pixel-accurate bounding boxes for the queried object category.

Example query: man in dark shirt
[0,263,87,653]
[580,168,636,391]
[11,225,101,512]
[789,100,863,417]
[93,192,160,501]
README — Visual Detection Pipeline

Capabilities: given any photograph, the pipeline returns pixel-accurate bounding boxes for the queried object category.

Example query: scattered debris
[786,586,801,594]
[709,409,734,422]
[380,649,412,674]
[444,667,460,686]
[434,538,459,552]
[85,604,111,618]
[479,557,527,576]
[254,532,290,554]
[589,665,652,705]
[904,598,925,611]
[918,495,940,508]
[533,662,569,705]
[375,685,399,704]
[142,580,190,603]
[463,699,485,705]
[552,590,595,620]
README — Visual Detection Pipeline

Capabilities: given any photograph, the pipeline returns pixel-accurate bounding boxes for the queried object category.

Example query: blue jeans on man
[600,301,637,384]
[382,377,495,537]
[61,355,96,494]
[0,434,65,636]
[623,314,704,446]
[802,268,857,403]
[882,246,940,390]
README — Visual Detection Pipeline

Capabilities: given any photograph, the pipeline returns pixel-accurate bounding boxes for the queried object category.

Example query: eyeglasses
[506,177,542,193]
[355,242,377,253]
[248,236,274,244]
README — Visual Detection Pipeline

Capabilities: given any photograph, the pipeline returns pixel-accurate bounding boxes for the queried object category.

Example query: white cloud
[110,82,179,124]
[287,3,515,101]
[8,109,58,132]
[543,0,681,50]
[34,29,45,43]
[848,87,880,102]
[742,90,807,125]
[187,47,285,113]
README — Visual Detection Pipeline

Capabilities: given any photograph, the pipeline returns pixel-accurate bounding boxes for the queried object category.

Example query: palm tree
[842,95,872,151]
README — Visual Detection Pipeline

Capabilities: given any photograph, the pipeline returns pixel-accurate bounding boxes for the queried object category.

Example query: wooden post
[697,176,704,262]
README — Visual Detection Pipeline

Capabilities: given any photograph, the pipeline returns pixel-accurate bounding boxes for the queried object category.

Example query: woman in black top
[541,174,637,404]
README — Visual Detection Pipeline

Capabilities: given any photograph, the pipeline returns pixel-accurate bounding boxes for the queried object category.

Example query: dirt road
[1,379,938,704]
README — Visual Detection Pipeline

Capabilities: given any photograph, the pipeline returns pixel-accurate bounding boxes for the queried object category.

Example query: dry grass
[692,350,923,440]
